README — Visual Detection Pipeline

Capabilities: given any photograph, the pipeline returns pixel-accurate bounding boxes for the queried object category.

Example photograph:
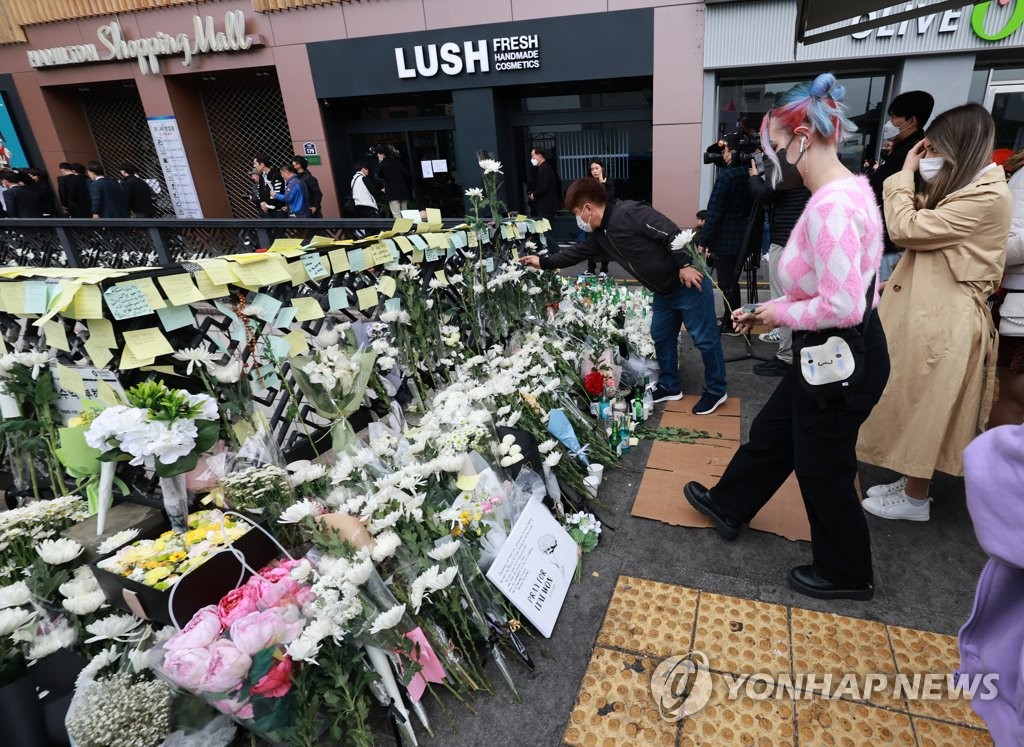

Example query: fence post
[54,226,82,268]
[147,227,172,265]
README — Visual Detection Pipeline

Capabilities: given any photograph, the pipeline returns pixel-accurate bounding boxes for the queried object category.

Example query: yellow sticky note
[269,238,305,257]
[291,296,324,322]
[197,260,236,287]
[43,281,82,321]
[425,208,443,228]
[232,257,291,287]
[434,270,449,286]
[283,329,309,356]
[226,252,268,264]
[56,364,86,397]
[195,272,229,300]
[88,319,117,349]
[118,345,154,370]
[123,328,174,360]
[157,274,204,306]
[356,287,378,311]
[84,338,113,368]
[391,218,414,234]
[424,233,448,250]
[456,474,480,491]
[327,248,349,275]
[96,380,121,406]
[377,276,397,298]
[467,231,478,248]
[121,278,166,310]
[73,285,104,319]
[393,235,414,254]
[303,235,333,248]
[43,320,70,352]
[368,243,393,267]
[285,261,310,287]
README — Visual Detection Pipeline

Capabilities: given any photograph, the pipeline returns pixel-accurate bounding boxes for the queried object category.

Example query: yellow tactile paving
[912,716,994,746]
[790,607,905,710]
[692,591,790,675]
[565,578,994,747]
[888,625,986,729]
[596,575,700,658]
[796,698,916,746]
[679,673,796,746]
[563,646,678,747]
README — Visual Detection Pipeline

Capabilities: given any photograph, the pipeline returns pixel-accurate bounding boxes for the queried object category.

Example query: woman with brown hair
[858,103,1012,521]
[989,149,1024,427]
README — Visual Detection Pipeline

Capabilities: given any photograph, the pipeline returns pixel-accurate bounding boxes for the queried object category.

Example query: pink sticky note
[398,626,447,702]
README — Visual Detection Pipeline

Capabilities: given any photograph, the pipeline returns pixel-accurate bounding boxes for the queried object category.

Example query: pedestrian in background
[349,162,380,218]
[118,163,156,218]
[528,147,559,221]
[585,158,614,276]
[273,163,310,218]
[375,146,411,218]
[86,161,129,219]
[292,155,323,218]
[58,163,91,218]
[253,155,285,218]
[858,103,1012,522]
[1,170,43,217]
[27,169,59,217]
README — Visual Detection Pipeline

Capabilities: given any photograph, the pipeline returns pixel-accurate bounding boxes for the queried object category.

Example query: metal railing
[0,217,466,269]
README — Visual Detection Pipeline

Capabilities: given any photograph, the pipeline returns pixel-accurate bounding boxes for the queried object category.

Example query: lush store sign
[394,35,541,79]
[851,0,1024,42]
[26,10,261,75]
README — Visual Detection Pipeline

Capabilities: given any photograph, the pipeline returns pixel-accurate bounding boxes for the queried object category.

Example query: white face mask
[882,118,911,141]
[576,208,593,233]
[919,156,945,183]
[530,158,539,167]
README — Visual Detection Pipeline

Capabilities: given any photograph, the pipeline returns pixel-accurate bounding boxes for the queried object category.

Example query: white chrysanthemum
[75,644,120,688]
[172,347,215,375]
[0,607,37,636]
[544,451,562,468]
[210,360,242,384]
[537,439,558,454]
[478,159,503,174]
[289,559,314,583]
[369,604,406,636]
[285,635,321,665]
[36,538,84,565]
[0,581,32,609]
[370,531,402,562]
[28,624,77,660]
[278,499,323,524]
[84,613,143,643]
[409,565,459,613]
[62,590,107,616]
[670,228,696,251]
[96,528,140,556]
[346,556,374,586]
[314,327,340,348]
[464,187,484,198]
[286,460,328,488]
[427,540,461,562]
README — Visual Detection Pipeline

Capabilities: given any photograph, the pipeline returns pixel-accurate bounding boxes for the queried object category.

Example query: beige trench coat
[857,168,1011,477]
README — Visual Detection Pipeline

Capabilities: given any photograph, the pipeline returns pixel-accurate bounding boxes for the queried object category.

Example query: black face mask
[774,147,804,191]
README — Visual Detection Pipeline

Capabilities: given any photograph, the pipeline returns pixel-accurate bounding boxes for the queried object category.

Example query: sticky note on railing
[120,278,166,310]
[377,276,397,298]
[72,285,104,319]
[104,284,152,320]
[300,253,329,281]
[84,338,112,369]
[157,274,203,306]
[328,248,349,274]
[88,318,116,349]
[356,287,379,311]
[348,249,367,272]
[283,329,309,356]
[56,364,86,397]
[42,319,70,352]
[123,328,174,360]
[155,304,195,332]
[328,286,350,310]
[195,272,229,300]
[291,296,324,322]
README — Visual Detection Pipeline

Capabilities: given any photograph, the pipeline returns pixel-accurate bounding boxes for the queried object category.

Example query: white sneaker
[758,328,782,343]
[862,490,931,521]
[865,477,907,499]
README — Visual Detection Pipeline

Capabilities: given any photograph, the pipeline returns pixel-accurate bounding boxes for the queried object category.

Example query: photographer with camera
[699,133,755,334]
[747,144,812,376]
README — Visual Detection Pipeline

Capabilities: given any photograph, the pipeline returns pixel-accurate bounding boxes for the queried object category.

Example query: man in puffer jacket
[959,423,1024,746]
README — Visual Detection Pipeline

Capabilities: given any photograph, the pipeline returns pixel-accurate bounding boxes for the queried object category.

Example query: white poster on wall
[485,499,578,638]
[147,115,203,219]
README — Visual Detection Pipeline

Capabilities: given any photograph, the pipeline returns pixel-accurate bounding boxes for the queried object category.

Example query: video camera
[703,132,761,168]
[368,144,401,159]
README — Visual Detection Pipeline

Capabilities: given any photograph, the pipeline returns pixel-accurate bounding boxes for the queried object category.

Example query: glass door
[985,82,1024,152]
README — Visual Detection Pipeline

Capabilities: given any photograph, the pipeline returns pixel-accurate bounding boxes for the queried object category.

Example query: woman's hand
[730,308,757,334]
[519,255,542,268]
[754,302,778,329]
[903,140,927,173]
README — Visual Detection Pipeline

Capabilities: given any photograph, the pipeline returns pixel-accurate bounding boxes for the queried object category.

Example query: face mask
[882,119,911,141]
[919,156,945,183]
[531,158,539,167]
[773,149,804,190]
[576,208,593,233]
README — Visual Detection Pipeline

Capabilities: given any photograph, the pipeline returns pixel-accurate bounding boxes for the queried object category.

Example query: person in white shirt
[349,163,380,218]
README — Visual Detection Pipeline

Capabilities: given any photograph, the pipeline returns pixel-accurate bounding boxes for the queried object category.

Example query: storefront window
[715,74,890,170]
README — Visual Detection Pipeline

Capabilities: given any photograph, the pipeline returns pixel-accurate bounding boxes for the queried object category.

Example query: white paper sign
[420,160,434,178]
[55,367,125,424]
[147,115,203,219]
[431,159,448,173]
[485,499,578,638]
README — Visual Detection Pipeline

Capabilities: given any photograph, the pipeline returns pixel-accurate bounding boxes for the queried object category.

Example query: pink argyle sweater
[773,175,883,330]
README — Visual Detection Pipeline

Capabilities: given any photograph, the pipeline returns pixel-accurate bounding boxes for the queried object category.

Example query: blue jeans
[650,278,727,397]
[879,251,903,282]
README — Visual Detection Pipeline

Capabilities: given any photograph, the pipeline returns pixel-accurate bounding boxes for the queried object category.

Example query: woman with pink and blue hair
[684,74,889,601]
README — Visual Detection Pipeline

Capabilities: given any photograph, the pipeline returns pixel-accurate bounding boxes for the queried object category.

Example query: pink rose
[199,639,252,694]
[217,585,261,627]
[165,605,224,652]
[250,655,294,699]
[212,695,255,721]
[248,570,313,611]
[229,608,304,656]
[162,647,211,691]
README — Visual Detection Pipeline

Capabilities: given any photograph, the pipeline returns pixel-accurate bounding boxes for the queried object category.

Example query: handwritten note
[43,319,70,352]
[328,248,350,274]
[122,278,166,310]
[356,287,379,311]
[88,319,117,349]
[72,285,104,319]
[123,328,174,359]
[84,338,112,369]
[368,242,394,267]
[269,238,305,256]
[155,304,195,332]
[118,346,154,371]
[104,284,153,320]
[56,364,86,398]
[328,286,350,311]
[377,276,397,298]
[232,257,291,287]
[195,272,229,300]
[291,296,324,322]
[157,274,204,306]
[283,329,309,356]
[300,253,329,281]
[197,260,236,286]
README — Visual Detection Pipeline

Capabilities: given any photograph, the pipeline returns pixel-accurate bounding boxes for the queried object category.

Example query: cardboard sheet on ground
[630,396,812,542]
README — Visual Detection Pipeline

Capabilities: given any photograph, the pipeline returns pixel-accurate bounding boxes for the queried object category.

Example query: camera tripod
[722,201,774,365]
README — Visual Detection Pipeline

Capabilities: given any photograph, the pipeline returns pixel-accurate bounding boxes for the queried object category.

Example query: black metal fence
[0,217,466,269]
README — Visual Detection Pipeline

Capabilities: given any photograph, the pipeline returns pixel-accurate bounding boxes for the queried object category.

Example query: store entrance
[986,82,1024,151]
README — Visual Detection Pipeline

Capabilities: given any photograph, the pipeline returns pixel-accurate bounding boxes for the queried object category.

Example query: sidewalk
[409,273,987,747]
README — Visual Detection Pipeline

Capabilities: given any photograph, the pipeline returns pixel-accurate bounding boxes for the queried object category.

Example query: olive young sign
[851,0,1024,42]
[395,35,541,79]
[26,10,261,75]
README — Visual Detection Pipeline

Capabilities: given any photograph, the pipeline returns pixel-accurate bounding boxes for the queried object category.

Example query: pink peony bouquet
[153,558,313,738]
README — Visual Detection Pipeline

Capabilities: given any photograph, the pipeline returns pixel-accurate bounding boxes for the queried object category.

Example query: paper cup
[587,463,604,482]
[583,475,600,498]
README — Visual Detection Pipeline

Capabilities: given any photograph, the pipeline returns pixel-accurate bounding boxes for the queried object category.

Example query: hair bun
[810,73,845,101]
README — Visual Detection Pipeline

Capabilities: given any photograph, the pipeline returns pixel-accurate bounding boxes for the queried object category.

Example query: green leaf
[193,418,220,454]
[155,451,198,478]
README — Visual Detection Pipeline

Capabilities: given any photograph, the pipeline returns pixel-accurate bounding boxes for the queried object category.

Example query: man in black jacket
[119,163,156,218]
[528,147,559,221]
[292,156,323,218]
[747,155,811,377]
[520,177,728,416]
[253,155,285,218]
[86,161,130,219]
[58,163,92,218]
[1,171,43,218]
[374,146,411,218]
[869,90,934,282]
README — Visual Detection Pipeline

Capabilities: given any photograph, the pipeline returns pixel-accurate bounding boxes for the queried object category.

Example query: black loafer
[683,482,740,540]
[788,565,874,601]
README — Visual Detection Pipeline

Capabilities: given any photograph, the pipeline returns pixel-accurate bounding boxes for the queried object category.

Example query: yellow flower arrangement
[96,510,252,591]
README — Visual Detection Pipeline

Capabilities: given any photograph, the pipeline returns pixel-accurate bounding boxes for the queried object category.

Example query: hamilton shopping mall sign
[25,10,261,75]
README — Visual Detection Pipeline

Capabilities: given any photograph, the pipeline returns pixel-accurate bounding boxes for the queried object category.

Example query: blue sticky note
[408,235,428,251]
[301,253,329,280]
[267,335,290,361]
[450,231,468,249]
[424,246,441,262]
[103,284,152,320]
[23,281,48,314]
[274,307,296,329]
[348,249,367,272]
[328,286,350,311]
[382,239,400,262]
[479,229,491,245]
[155,304,195,332]
[484,258,495,273]
[213,300,240,324]
[384,297,402,313]
[250,292,283,323]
